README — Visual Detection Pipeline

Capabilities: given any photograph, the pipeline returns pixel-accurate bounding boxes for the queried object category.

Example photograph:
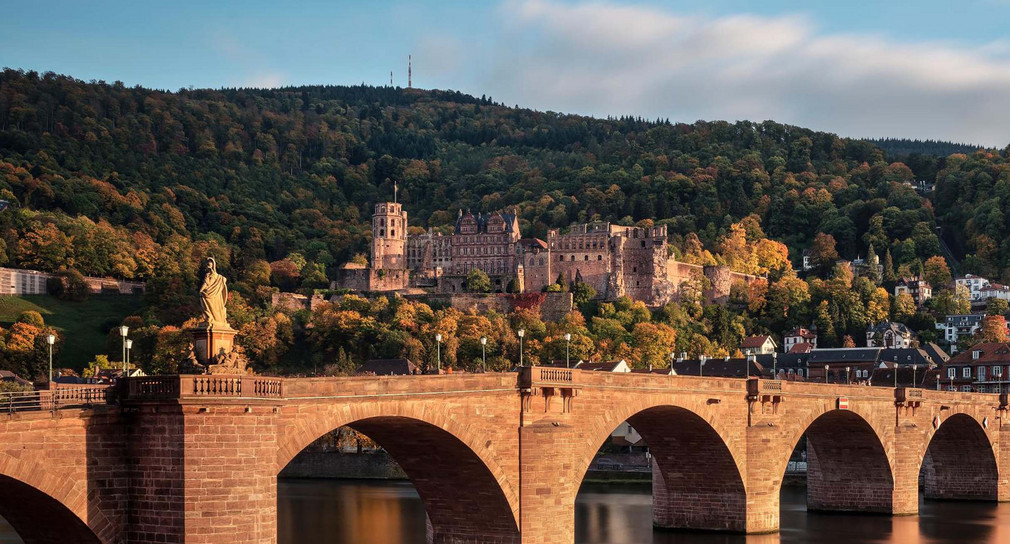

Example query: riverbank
[280,451,809,487]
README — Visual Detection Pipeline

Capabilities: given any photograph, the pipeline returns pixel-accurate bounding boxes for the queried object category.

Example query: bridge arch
[574,401,747,532]
[775,408,895,513]
[0,453,108,544]
[278,403,520,543]
[920,412,998,501]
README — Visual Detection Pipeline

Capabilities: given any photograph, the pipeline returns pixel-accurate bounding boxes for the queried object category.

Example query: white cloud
[486,0,1010,146]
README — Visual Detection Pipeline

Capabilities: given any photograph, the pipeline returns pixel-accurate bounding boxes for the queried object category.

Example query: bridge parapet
[122,374,284,401]
[0,385,111,413]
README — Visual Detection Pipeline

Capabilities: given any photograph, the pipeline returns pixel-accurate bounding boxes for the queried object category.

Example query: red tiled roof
[947,343,1010,365]
[788,342,814,354]
[740,335,771,348]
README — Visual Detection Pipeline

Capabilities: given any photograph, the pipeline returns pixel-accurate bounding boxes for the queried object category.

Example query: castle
[335,201,761,306]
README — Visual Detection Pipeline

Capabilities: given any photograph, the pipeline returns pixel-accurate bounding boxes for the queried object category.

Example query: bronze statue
[199,257,229,328]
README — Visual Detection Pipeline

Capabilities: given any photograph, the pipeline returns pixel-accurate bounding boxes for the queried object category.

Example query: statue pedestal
[188,325,238,366]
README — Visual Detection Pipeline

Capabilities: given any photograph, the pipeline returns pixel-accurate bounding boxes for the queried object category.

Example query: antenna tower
[390,71,393,86]
[408,54,412,88]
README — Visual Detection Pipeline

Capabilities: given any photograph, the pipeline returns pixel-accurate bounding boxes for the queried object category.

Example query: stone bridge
[0,368,1007,544]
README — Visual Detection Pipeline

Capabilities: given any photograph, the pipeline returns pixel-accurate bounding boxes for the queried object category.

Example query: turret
[372,202,408,269]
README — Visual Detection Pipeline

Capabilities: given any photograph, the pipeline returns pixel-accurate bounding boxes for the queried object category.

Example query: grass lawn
[0,295,146,370]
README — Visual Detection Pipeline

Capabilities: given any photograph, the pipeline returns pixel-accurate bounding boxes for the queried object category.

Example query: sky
[4,0,1010,146]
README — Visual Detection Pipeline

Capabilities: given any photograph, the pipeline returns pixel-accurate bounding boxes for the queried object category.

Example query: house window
[963,367,972,378]
[973,350,981,360]
[979,367,987,381]
[995,366,1004,377]
[948,367,956,378]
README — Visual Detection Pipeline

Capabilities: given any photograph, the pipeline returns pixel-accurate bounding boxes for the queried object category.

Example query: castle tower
[372,202,408,269]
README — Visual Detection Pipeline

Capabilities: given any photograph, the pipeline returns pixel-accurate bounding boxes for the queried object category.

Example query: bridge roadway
[0,367,1007,544]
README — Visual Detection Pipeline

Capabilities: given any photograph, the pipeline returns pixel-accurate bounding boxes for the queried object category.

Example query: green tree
[464,269,492,293]
[986,298,1009,317]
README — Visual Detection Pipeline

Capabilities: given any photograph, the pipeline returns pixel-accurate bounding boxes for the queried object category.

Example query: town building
[866,321,916,348]
[336,201,763,306]
[576,360,632,373]
[980,283,1010,302]
[894,276,932,305]
[851,254,882,279]
[0,267,145,296]
[806,346,945,384]
[740,335,777,355]
[801,249,813,272]
[935,314,985,347]
[359,358,419,376]
[956,274,991,301]
[783,326,817,353]
[942,342,1010,393]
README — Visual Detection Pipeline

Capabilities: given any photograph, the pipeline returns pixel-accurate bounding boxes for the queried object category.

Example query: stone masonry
[0,372,1007,543]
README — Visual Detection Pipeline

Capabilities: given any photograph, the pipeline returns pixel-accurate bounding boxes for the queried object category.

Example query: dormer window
[973,350,981,360]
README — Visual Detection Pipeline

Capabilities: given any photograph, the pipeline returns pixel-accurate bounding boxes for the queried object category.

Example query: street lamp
[564,333,572,368]
[824,364,829,384]
[119,326,130,376]
[435,333,443,372]
[517,329,525,367]
[126,339,133,369]
[480,336,487,371]
[773,353,778,380]
[46,333,56,386]
[845,366,851,385]
[912,364,917,389]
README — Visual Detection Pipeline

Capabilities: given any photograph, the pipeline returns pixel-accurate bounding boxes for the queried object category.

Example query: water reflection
[3,480,1007,543]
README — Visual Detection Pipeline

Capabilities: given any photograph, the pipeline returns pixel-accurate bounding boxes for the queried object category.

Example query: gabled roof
[788,342,814,354]
[740,335,774,349]
[577,360,630,372]
[808,348,881,364]
[674,358,768,378]
[947,343,1010,365]
[866,321,913,336]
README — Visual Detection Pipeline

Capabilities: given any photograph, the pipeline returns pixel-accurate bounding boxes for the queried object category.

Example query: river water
[277,480,1010,544]
[3,480,1008,543]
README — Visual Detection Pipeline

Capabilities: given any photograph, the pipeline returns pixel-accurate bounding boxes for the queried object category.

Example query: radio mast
[408,55,412,88]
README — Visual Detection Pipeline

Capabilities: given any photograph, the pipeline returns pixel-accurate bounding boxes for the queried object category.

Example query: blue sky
[4,1,1010,145]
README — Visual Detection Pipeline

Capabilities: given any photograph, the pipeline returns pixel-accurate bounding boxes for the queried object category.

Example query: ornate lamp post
[119,326,130,376]
[517,329,525,367]
[480,336,487,371]
[912,364,917,389]
[846,366,851,385]
[46,333,56,386]
[564,333,572,368]
[435,333,443,372]
[824,364,829,384]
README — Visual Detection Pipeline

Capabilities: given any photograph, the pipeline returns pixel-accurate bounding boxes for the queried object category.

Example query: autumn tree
[923,256,952,289]
[974,315,1009,344]
[809,233,840,273]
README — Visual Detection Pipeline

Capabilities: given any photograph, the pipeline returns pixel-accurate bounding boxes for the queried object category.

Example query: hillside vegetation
[0,68,1007,377]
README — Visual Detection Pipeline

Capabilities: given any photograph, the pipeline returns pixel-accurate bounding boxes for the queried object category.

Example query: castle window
[633,267,637,272]
[641,241,646,248]
[380,219,386,227]
[584,255,589,261]
[380,229,385,236]
[598,255,602,261]
[391,230,395,237]
[571,255,576,261]
[559,255,564,262]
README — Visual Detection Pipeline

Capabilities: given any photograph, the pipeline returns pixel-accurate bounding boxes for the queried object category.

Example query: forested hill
[2,68,1010,301]
[866,138,992,158]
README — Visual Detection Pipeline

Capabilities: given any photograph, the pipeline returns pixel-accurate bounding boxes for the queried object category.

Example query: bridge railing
[0,385,112,414]
[518,366,577,389]
[121,375,285,401]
